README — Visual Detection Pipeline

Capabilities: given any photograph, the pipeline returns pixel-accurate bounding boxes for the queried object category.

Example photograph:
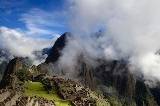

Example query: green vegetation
[89,91,111,106]
[107,96,123,106]
[16,68,31,81]
[24,81,73,106]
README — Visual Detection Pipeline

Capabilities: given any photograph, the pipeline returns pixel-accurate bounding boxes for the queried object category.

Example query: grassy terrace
[24,81,72,106]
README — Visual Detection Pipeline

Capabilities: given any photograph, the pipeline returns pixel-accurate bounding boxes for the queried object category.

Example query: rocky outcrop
[44,33,160,106]
[150,87,160,106]
[78,62,95,90]
[93,60,135,98]
[0,61,8,81]
[45,32,70,64]
[86,60,159,106]
[0,49,13,81]
[0,58,23,89]
[16,96,55,106]
[37,63,49,75]
[41,76,110,106]
[0,89,55,106]
[0,89,21,106]
[135,80,158,106]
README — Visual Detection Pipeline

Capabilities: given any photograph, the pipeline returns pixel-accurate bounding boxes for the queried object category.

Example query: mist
[0,27,54,65]
[57,0,160,83]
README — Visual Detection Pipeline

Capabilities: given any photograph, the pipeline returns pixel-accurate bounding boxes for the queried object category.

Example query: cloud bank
[0,8,64,65]
[0,27,54,65]
[58,0,160,83]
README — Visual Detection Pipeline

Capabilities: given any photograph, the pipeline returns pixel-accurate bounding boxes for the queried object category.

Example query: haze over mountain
[1,0,160,106]
[66,0,160,85]
[1,0,160,84]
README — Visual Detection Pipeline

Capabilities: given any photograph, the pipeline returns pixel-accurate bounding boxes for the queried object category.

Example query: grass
[24,81,73,106]
[89,91,111,106]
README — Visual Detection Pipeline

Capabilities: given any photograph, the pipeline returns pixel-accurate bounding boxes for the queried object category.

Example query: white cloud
[59,0,160,82]
[0,26,56,65]
[20,8,65,37]
[0,8,65,65]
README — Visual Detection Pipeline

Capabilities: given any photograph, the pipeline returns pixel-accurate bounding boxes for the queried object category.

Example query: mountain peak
[45,32,71,64]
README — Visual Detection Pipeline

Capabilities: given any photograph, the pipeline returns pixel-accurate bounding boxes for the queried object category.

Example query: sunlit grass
[24,81,72,106]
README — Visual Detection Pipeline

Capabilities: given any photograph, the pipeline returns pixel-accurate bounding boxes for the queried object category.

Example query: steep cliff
[0,61,7,81]
[0,58,23,89]
[44,33,159,106]
[45,32,70,64]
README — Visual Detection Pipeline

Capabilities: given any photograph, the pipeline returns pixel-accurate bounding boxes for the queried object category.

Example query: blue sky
[0,0,68,39]
[0,0,71,63]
